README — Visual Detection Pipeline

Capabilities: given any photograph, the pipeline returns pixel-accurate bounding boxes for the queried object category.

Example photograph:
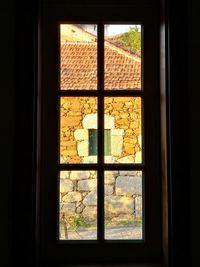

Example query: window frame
[37,2,162,265]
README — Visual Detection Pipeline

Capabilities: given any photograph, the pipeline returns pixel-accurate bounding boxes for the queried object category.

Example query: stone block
[124,137,134,144]
[105,196,134,216]
[104,171,118,184]
[74,129,88,140]
[111,128,124,136]
[82,206,97,220]
[124,143,134,154]
[104,156,115,163]
[60,171,70,179]
[77,140,89,156]
[104,98,113,104]
[60,203,76,215]
[104,114,115,129]
[134,151,142,163]
[119,171,137,176]
[113,97,129,102]
[61,116,82,127]
[111,135,123,156]
[117,155,135,163]
[62,192,82,203]
[60,179,73,193]
[116,176,142,196]
[89,171,97,178]
[105,185,114,195]
[117,118,129,126]
[76,204,85,214]
[70,171,90,180]
[83,191,97,206]
[130,121,139,129]
[83,113,97,129]
[78,179,97,191]
[135,196,143,218]
[138,135,142,147]
[65,150,77,156]
[83,156,97,163]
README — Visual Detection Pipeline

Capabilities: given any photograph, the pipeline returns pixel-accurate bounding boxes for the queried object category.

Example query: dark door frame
[13,0,190,266]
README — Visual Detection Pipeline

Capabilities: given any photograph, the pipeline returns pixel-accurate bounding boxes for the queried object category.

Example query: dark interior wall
[0,0,14,266]
[188,0,200,266]
[0,0,199,266]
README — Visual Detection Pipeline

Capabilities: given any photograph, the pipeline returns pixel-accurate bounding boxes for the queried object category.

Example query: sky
[105,25,139,36]
[74,24,141,37]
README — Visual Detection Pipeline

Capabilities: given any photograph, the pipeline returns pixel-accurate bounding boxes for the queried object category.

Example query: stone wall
[60,97,142,163]
[60,170,142,224]
[60,97,142,227]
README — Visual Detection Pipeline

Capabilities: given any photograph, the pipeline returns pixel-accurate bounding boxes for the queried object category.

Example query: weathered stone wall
[60,97,142,163]
[60,170,142,223]
[60,97,142,224]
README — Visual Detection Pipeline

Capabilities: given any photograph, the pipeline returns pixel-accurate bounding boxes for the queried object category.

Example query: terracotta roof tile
[60,42,141,90]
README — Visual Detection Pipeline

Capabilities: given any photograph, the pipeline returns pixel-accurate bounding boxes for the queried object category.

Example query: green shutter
[89,129,97,155]
[104,129,111,156]
[89,129,111,156]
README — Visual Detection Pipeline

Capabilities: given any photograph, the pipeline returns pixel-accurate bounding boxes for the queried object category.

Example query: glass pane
[59,170,97,240]
[104,97,142,163]
[104,24,141,90]
[104,170,143,240]
[60,24,97,90]
[60,97,97,164]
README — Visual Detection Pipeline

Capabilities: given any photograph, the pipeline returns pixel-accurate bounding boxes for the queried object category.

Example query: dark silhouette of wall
[0,0,200,266]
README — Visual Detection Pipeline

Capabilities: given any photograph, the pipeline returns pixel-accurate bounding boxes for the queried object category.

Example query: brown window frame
[37,2,163,265]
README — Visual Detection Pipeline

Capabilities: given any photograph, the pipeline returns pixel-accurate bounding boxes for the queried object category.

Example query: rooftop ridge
[105,41,141,62]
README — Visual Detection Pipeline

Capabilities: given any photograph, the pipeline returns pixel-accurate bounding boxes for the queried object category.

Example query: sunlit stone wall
[60,170,142,222]
[60,97,142,164]
[60,97,142,224]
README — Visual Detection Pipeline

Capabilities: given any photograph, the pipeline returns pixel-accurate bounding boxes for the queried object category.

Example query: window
[38,2,162,265]
[89,129,111,156]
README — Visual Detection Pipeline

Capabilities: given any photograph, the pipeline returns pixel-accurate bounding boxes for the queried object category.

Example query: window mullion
[97,22,104,241]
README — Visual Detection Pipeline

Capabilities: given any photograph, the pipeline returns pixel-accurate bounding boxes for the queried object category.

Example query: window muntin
[59,23,144,241]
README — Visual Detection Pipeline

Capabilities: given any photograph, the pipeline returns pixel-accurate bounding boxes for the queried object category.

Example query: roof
[60,30,141,90]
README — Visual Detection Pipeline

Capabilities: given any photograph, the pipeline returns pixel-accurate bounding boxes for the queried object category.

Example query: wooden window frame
[37,2,163,266]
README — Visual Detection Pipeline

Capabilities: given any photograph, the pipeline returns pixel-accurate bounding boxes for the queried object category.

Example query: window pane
[60,24,97,90]
[104,170,143,240]
[60,97,98,164]
[104,24,141,90]
[59,171,97,240]
[104,97,142,164]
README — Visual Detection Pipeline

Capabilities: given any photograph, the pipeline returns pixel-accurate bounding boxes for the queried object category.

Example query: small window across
[89,129,111,156]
